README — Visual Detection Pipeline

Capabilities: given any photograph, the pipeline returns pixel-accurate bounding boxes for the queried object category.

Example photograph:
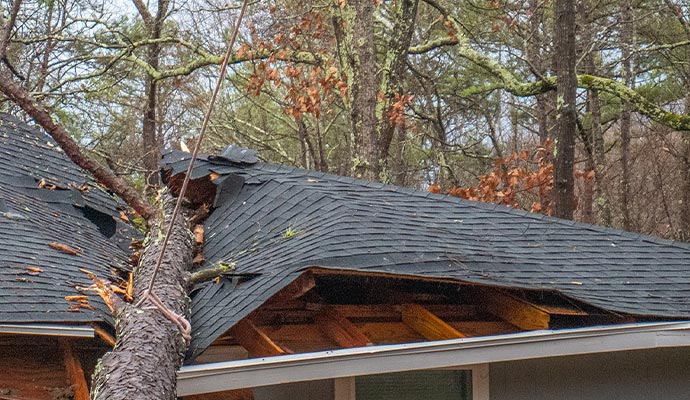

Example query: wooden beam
[483,292,550,330]
[92,324,115,347]
[265,271,316,306]
[58,338,89,400]
[401,304,466,340]
[314,306,372,348]
[229,319,289,357]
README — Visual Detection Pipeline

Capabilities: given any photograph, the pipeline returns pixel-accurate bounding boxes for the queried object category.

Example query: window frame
[333,363,490,400]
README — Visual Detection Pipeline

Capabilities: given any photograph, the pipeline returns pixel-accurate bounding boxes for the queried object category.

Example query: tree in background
[1,0,690,240]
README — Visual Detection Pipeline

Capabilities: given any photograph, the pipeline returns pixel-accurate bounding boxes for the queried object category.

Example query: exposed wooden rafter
[482,291,551,330]
[314,306,372,347]
[265,271,316,306]
[58,338,89,400]
[229,319,289,357]
[401,304,466,340]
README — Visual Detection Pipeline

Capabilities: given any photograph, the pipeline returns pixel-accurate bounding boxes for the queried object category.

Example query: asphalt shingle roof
[0,114,133,324]
[161,149,690,360]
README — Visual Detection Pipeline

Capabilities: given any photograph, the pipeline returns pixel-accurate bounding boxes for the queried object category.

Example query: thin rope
[140,0,250,301]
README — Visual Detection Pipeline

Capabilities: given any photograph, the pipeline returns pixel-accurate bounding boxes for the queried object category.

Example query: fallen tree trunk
[91,197,194,400]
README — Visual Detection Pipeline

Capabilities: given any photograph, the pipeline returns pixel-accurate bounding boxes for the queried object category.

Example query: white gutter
[0,324,94,337]
[177,321,690,396]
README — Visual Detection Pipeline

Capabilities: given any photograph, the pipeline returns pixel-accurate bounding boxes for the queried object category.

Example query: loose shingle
[0,114,134,324]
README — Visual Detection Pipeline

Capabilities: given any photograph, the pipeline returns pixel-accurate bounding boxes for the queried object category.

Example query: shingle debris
[0,114,135,324]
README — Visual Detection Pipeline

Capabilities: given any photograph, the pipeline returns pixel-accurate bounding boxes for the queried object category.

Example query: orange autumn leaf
[65,295,89,303]
[428,182,442,194]
[49,242,80,255]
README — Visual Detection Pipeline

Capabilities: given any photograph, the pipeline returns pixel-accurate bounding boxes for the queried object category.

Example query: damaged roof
[162,149,690,360]
[0,114,133,324]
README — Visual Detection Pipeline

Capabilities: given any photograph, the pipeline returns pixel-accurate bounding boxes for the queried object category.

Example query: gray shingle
[161,149,690,361]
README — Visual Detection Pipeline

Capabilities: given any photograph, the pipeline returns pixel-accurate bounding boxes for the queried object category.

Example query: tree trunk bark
[619,0,633,231]
[136,0,169,191]
[92,197,194,400]
[349,0,379,180]
[552,0,578,219]
[378,0,419,179]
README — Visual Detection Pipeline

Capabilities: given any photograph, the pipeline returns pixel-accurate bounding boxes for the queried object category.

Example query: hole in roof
[81,205,116,238]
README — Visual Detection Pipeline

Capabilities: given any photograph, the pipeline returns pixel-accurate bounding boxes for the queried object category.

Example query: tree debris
[48,242,80,256]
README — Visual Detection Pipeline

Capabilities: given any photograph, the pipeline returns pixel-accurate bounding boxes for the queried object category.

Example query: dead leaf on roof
[48,242,80,255]
[65,295,89,303]
[193,253,205,265]
[306,179,319,183]
[194,225,204,244]
[119,210,130,222]
[569,281,583,285]
[72,183,91,192]
[22,267,44,276]
[38,178,57,190]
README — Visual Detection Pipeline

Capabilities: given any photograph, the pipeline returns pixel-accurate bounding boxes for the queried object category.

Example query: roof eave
[0,323,94,337]
[178,321,690,396]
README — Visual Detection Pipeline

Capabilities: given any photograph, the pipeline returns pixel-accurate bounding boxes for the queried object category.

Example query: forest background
[2,0,690,241]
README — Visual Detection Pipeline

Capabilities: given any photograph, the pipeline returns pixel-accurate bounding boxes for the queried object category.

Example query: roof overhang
[0,323,94,337]
[178,321,690,396]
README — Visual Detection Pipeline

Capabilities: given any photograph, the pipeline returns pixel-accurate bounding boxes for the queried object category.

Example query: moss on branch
[189,262,236,285]
[425,2,690,131]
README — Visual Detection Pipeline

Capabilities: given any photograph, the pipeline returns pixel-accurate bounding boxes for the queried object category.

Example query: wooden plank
[330,304,402,321]
[261,324,337,353]
[265,271,316,306]
[355,322,425,344]
[402,304,466,340]
[483,292,550,330]
[449,321,520,337]
[534,304,588,316]
[59,338,89,400]
[229,319,288,357]
[314,307,372,348]
[319,304,482,322]
[254,309,315,325]
[92,324,116,347]
[192,345,249,364]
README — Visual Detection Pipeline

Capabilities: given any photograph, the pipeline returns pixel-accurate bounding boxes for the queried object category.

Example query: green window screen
[355,370,472,400]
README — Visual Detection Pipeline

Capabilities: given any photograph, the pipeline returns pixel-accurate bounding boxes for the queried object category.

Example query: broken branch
[189,262,236,285]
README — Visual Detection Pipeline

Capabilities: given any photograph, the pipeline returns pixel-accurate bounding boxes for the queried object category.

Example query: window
[334,365,489,400]
[355,370,472,400]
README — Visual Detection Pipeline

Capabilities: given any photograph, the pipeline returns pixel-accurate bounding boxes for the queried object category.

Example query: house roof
[0,114,133,325]
[161,148,690,360]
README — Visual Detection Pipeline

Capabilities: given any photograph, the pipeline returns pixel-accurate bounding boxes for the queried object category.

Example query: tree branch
[421,0,690,131]
[189,262,236,285]
[0,0,22,59]
[0,72,156,218]
[125,48,320,81]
